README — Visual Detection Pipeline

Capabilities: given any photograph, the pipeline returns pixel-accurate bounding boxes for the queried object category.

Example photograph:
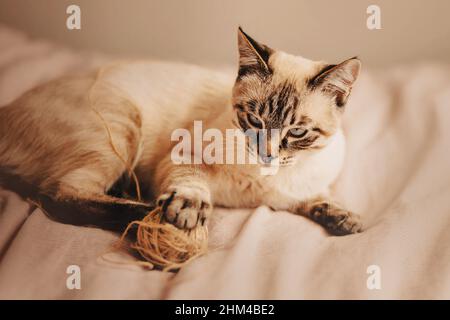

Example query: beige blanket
[1,25,450,299]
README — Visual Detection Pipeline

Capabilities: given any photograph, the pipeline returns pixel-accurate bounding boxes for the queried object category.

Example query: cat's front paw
[309,202,362,236]
[157,186,212,229]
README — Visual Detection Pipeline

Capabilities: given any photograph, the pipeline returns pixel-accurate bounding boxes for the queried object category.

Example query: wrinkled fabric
[1,25,449,299]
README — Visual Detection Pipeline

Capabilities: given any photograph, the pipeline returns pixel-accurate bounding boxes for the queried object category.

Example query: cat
[0,27,362,235]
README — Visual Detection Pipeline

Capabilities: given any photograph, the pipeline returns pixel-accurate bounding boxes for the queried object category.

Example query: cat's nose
[260,154,277,164]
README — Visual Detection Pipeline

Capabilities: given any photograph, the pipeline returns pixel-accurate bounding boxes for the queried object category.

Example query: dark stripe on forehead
[258,102,265,116]
[247,99,258,112]
[267,90,279,114]
[281,105,293,124]
[287,96,299,125]
[268,98,274,114]
[290,111,297,125]
[238,80,300,129]
[267,81,299,124]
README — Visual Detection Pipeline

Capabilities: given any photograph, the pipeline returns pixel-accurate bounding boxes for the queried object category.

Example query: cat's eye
[247,114,263,128]
[289,127,307,138]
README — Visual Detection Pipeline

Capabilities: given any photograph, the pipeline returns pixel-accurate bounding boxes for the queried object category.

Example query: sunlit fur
[0,29,362,234]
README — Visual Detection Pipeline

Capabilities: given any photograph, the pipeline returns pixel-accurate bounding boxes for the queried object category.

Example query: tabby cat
[0,28,362,235]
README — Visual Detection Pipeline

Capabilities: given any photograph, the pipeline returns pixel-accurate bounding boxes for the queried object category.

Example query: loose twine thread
[24,63,209,272]
[89,63,208,272]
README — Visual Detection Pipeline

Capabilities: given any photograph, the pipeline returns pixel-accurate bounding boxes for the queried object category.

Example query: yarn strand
[89,63,208,271]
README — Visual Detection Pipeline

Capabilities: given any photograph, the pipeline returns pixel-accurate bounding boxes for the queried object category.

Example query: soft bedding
[1,25,450,299]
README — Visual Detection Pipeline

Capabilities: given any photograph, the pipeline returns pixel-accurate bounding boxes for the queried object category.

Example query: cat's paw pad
[310,203,362,236]
[157,187,212,230]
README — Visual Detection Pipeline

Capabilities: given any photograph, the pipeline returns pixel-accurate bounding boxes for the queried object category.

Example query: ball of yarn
[87,70,208,271]
[121,208,208,271]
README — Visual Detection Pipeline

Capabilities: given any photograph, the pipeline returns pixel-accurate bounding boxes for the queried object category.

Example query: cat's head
[232,27,361,166]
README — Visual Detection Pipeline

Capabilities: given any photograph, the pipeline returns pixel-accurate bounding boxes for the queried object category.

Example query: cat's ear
[237,27,274,78]
[309,57,361,107]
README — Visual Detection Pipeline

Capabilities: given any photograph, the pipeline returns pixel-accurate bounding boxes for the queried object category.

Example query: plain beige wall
[0,0,449,67]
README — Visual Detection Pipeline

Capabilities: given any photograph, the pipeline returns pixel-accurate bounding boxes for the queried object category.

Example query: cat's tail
[0,167,153,232]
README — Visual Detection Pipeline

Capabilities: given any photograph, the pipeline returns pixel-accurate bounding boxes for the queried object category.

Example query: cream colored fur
[0,30,362,234]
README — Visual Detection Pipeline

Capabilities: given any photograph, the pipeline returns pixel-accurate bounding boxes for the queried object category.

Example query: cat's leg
[0,164,153,232]
[294,196,362,236]
[40,191,153,232]
[151,155,212,230]
[41,166,153,232]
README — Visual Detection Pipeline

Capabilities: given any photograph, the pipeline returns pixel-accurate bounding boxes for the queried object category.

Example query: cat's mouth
[258,155,296,167]
[245,142,296,167]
